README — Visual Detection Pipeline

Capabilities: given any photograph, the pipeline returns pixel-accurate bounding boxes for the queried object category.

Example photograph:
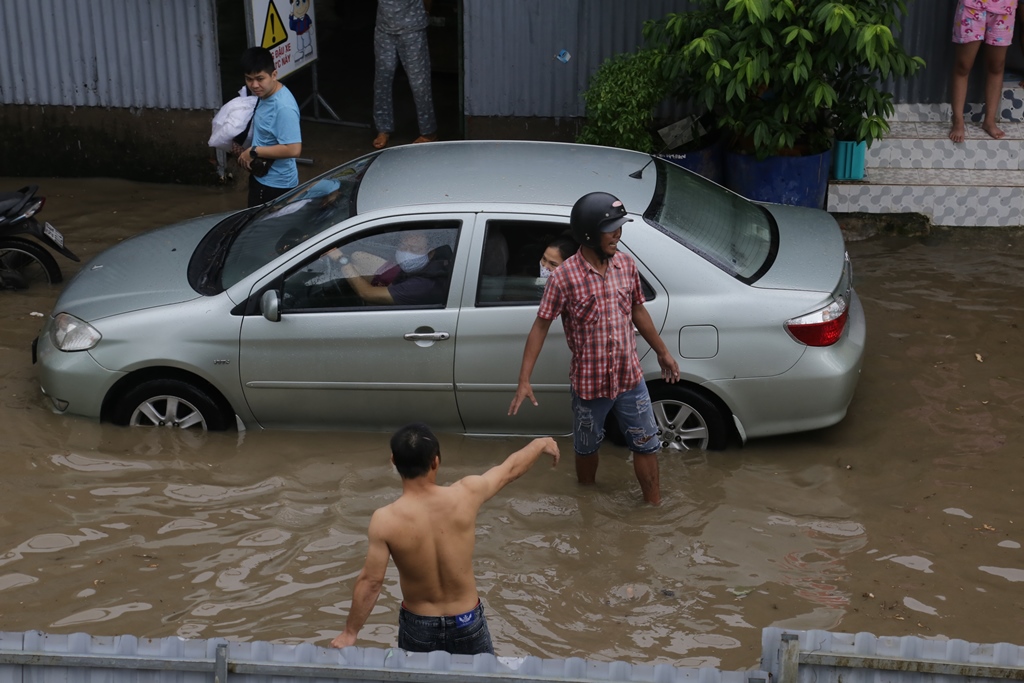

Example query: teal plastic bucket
[832,140,866,180]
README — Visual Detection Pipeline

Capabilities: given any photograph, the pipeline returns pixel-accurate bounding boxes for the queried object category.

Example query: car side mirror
[260,289,281,322]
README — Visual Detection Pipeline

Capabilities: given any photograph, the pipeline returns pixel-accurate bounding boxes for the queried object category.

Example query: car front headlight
[51,313,102,351]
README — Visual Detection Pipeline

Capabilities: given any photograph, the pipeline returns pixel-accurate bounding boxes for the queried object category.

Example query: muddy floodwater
[1,177,1022,670]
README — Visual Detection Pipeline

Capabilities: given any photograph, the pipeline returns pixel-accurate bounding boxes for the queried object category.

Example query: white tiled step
[827,168,1024,227]
[867,121,1024,170]
[891,76,1024,123]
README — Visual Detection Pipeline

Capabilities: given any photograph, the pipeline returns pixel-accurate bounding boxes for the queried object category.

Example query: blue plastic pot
[724,148,832,209]
[656,137,725,184]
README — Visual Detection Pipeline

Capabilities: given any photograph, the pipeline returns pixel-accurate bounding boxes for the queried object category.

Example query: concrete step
[890,72,1024,124]
[828,167,1024,227]
[868,121,1024,170]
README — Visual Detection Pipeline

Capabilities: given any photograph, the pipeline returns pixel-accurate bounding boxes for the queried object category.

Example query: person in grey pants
[372,0,438,149]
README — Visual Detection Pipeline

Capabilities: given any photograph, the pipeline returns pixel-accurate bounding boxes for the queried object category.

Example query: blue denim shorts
[571,382,659,456]
[397,601,494,655]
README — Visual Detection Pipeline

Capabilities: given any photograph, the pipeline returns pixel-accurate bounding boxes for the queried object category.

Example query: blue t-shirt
[253,84,302,189]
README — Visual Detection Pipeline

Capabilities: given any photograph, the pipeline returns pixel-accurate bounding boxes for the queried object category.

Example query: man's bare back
[331,425,559,652]
[373,477,487,615]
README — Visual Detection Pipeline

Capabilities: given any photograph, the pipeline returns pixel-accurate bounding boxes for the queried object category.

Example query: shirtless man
[330,423,559,655]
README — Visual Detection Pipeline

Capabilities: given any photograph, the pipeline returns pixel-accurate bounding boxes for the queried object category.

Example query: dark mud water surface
[1,177,1022,669]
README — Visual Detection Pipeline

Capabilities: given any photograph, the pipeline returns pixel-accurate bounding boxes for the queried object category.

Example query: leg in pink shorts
[952,0,1018,46]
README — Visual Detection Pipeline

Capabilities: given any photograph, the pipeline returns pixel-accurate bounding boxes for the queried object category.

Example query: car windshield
[645,158,777,283]
[190,154,378,294]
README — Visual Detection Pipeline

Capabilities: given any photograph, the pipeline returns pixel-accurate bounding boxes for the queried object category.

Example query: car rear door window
[645,158,778,283]
[475,220,655,306]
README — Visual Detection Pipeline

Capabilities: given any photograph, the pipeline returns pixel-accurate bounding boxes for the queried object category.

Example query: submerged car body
[34,141,864,449]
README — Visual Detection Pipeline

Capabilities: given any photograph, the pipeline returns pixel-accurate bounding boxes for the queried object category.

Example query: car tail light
[786,297,849,347]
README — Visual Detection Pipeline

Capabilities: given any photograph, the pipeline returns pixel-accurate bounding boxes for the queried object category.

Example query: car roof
[356,140,657,216]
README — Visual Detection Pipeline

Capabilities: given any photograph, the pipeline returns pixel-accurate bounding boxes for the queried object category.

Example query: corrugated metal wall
[891,0,957,105]
[0,0,962,118]
[463,0,955,118]
[463,0,696,117]
[0,0,220,110]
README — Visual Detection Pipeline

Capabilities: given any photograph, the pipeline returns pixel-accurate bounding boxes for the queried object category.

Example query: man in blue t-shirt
[237,47,303,208]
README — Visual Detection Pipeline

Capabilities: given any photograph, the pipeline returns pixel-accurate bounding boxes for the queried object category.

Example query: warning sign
[244,0,318,80]
[260,1,288,50]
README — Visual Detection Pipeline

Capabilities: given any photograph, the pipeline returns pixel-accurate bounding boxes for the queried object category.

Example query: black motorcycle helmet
[569,191,633,250]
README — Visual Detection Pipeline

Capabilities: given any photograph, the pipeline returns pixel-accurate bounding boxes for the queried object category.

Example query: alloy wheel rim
[130,395,207,430]
[651,399,709,451]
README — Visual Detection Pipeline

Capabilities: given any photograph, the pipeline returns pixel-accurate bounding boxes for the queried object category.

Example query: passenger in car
[537,235,578,282]
[332,231,452,306]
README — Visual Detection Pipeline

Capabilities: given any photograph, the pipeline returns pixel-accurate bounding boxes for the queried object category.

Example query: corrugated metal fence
[762,629,1024,683]
[0,0,987,117]
[0,631,767,683]
[463,0,698,118]
[463,0,967,118]
[0,0,220,110]
[2,630,1023,683]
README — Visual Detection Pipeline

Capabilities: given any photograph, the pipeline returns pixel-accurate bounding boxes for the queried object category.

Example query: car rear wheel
[112,379,230,431]
[648,384,728,451]
[604,384,728,451]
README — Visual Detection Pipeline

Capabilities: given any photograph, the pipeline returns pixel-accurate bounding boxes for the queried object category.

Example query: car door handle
[403,331,450,342]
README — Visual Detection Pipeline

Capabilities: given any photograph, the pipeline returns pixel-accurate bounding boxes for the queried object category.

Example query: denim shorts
[571,381,659,456]
[397,601,494,655]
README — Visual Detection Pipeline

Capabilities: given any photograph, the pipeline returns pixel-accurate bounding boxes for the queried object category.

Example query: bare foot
[413,134,438,144]
[982,121,1006,139]
[948,121,966,143]
[372,133,389,149]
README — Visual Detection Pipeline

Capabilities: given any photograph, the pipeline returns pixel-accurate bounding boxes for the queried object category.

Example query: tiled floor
[828,182,1023,226]
[829,83,1024,226]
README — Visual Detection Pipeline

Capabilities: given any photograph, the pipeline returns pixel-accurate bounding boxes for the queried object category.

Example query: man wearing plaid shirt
[509,192,680,505]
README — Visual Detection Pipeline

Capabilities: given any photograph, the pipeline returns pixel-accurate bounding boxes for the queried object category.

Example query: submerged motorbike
[0,185,79,289]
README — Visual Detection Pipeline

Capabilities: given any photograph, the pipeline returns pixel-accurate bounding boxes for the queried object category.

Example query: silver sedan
[34,141,865,450]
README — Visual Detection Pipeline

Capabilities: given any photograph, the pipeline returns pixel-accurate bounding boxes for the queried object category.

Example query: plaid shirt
[537,251,645,400]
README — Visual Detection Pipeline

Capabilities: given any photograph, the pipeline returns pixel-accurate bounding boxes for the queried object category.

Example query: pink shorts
[952,0,1018,45]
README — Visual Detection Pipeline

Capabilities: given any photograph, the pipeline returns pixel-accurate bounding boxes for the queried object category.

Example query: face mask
[396,249,429,273]
[539,263,554,279]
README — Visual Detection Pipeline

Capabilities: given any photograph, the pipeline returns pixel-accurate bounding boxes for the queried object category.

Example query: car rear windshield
[189,154,378,294]
[645,158,777,283]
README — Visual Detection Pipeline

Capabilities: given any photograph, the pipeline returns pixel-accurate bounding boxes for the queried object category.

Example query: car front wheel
[112,379,230,431]
[648,384,728,451]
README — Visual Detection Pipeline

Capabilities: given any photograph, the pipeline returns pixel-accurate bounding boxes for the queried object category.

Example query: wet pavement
[1,172,1022,669]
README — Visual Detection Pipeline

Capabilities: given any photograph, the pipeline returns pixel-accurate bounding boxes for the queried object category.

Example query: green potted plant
[828,22,922,180]
[577,48,725,181]
[576,49,667,153]
[644,0,924,205]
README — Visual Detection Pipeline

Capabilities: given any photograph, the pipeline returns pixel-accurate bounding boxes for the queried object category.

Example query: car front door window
[280,222,459,311]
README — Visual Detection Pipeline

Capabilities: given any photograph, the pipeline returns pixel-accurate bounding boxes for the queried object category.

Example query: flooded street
[1,176,1022,670]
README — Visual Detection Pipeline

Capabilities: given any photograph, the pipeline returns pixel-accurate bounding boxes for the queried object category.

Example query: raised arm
[508,316,553,415]
[331,512,392,648]
[460,437,560,504]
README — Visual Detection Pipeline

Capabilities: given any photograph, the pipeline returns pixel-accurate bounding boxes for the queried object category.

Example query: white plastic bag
[208,87,258,151]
